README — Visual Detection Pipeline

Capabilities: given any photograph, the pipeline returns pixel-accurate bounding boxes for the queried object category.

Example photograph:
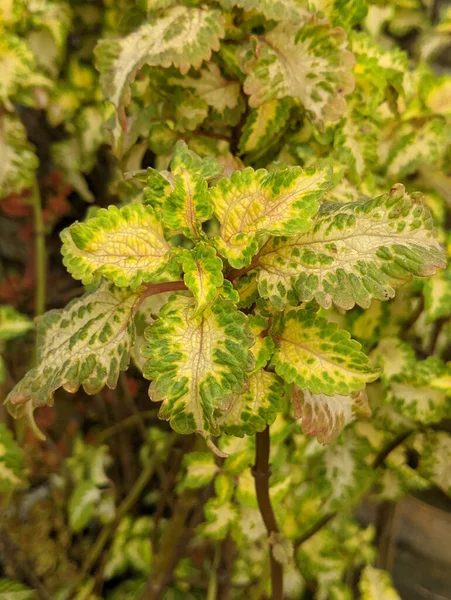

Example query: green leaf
[424,264,451,322]
[210,165,331,269]
[5,281,141,435]
[217,370,283,437]
[272,308,379,396]
[291,386,371,444]
[359,566,401,600]
[182,452,219,489]
[0,113,38,200]
[257,184,446,310]
[0,306,33,342]
[0,579,36,600]
[95,6,225,111]
[220,0,309,22]
[141,296,254,444]
[61,204,173,288]
[243,20,355,126]
[180,243,224,312]
[0,424,28,492]
[69,481,101,532]
[239,99,292,156]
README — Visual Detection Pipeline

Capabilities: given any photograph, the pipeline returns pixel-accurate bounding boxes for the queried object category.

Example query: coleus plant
[1,0,451,598]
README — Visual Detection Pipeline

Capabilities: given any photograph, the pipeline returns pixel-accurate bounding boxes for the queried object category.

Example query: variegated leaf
[239,99,292,156]
[61,204,173,288]
[0,424,28,491]
[141,296,254,443]
[424,263,451,323]
[257,184,446,310]
[359,566,401,600]
[291,386,371,444]
[387,119,450,180]
[169,62,242,117]
[0,306,33,341]
[210,165,331,268]
[0,34,36,103]
[247,314,275,371]
[180,243,224,312]
[333,110,378,185]
[182,452,219,489]
[95,6,225,111]
[219,0,309,22]
[243,19,355,126]
[419,432,451,497]
[272,308,379,396]
[217,369,283,437]
[5,281,141,435]
[387,357,451,425]
[0,113,38,200]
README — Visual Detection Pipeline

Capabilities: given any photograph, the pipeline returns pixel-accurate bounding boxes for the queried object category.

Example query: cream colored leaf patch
[243,19,355,126]
[5,281,141,435]
[141,296,254,443]
[61,203,173,288]
[272,308,379,396]
[210,164,331,269]
[95,6,225,111]
[291,386,371,444]
[257,184,446,310]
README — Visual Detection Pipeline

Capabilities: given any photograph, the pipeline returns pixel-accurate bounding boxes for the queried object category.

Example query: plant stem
[94,410,157,443]
[141,485,212,600]
[253,427,283,600]
[67,435,176,599]
[207,543,221,600]
[32,180,46,316]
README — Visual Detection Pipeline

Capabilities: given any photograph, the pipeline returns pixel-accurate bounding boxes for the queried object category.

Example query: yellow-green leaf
[257,184,446,310]
[272,308,379,395]
[217,370,283,437]
[180,243,224,312]
[141,296,254,443]
[61,204,173,288]
[359,566,401,600]
[210,165,331,269]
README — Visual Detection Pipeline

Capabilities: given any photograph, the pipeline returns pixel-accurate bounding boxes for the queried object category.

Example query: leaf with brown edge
[291,386,371,444]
